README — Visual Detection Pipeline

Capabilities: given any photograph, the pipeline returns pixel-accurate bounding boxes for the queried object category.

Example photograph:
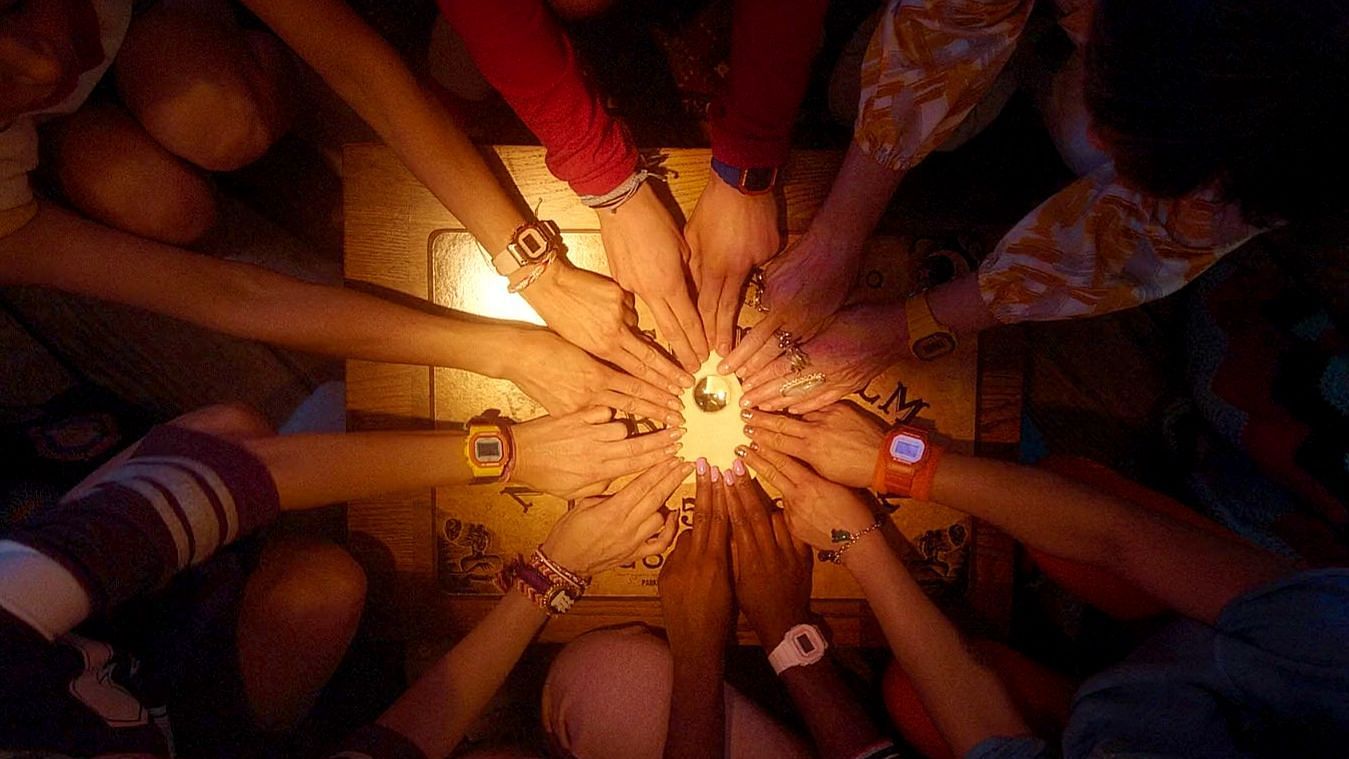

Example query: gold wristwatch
[904,293,957,361]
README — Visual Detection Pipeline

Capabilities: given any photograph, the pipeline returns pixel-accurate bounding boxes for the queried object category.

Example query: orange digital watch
[873,424,946,501]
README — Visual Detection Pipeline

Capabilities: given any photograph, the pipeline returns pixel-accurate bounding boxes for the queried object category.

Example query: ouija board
[342,145,1017,643]
[427,232,977,602]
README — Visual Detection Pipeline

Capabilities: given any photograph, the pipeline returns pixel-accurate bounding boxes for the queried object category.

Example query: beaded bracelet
[498,549,589,615]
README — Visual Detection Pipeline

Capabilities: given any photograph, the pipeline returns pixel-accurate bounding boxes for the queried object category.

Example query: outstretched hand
[740,302,906,415]
[597,183,709,372]
[686,176,781,356]
[743,404,886,489]
[724,466,813,651]
[512,406,684,499]
[507,330,685,426]
[718,232,861,379]
[541,457,690,576]
[659,459,734,659]
[738,445,876,553]
[524,258,693,393]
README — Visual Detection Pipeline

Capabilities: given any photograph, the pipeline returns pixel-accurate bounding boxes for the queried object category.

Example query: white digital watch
[767,623,828,675]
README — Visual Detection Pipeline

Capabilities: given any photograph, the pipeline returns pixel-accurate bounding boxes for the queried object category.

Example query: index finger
[731,473,775,550]
[739,446,813,497]
[618,330,690,392]
[622,457,692,513]
[721,315,781,375]
[649,299,702,373]
[696,274,726,351]
[714,276,743,358]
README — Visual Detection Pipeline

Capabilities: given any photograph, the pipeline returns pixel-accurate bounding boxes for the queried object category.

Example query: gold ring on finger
[779,371,826,397]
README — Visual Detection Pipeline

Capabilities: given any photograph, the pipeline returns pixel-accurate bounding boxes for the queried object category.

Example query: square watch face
[889,434,926,465]
[794,631,817,654]
[475,437,504,464]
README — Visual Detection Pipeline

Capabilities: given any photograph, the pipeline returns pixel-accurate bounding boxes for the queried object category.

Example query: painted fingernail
[669,427,685,440]
[710,466,721,483]
[695,457,708,475]
[717,361,731,374]
[723,468,736,486]
[733,459,746,477]
[740,409,754,421]
[750,441,761,451]
[744,425,755,437]
[667,398,683,411]
[665,412,683,426]
[664,444,679,454]
[742,379,756,390]
[740,397,752,408]
[735,445,749,457]
[667,383,682,394]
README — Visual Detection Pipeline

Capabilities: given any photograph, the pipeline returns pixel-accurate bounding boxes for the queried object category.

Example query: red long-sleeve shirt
[439,0,826,196]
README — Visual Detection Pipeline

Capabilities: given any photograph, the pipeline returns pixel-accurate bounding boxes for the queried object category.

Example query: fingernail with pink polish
[696,457,708,476]
[710,466,721,483]
[733,459,746,477]
[723,468,736,486]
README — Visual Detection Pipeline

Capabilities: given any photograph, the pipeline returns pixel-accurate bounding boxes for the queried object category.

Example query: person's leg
[46,102,218,244]
[113,0,292,173]
[542,626,811,759]
[61,402,272,501]
[235,533,366,731]
[882,640,1076,759]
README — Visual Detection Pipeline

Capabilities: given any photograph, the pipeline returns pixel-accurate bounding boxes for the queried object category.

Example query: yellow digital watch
[465,416,514,484]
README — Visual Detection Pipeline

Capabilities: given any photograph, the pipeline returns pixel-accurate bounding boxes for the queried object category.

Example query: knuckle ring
[773,328,796,351]
[746,268,770,313]
[787,346,811,372]
[779,372,826,397]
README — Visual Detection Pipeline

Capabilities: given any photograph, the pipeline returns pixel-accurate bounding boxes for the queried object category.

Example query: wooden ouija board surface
[343,145,1020,644]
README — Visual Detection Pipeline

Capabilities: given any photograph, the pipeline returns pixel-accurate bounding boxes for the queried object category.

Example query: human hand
[740,302,907,415]
[507,330,685,426]
[686,176,781,355]
[659,459,734,660]
[523,258,693,393]
[718,231,862,378]
[541,457,690,576]
[738,445,876,552]
[742,404,886,489]
[597,182,709,372]
[512,407,684,499]
[724,465,813,652]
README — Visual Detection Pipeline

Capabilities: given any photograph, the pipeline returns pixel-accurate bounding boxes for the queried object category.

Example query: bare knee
[543,626,671,756]
[115,7,291,171]
[547,0,619,19]
[238,537,366,730]
[171,403,274,441]
[50,103,217,244]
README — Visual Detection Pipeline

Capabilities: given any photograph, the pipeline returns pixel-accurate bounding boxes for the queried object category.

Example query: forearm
[846,539,1028,756]
[811,142,907,249]
[927,273,998,336]
[377,591,548,757]
[0,204,518,375]
[243,0,525,253]
[243,430,472,510]
[780,660,889,759]
[929,453,1292,621]
[665,653,726,759]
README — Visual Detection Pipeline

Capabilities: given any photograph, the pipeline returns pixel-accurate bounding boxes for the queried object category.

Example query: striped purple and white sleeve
[0,425,279,641]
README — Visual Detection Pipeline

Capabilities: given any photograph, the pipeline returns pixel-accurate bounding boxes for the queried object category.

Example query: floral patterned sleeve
[854,0,1034,171]
[977,164,1265,323]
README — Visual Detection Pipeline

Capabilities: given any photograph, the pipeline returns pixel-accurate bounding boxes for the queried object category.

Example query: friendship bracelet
[532,547,590,590]
[506,253,555,294]
[820,517,885,565]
